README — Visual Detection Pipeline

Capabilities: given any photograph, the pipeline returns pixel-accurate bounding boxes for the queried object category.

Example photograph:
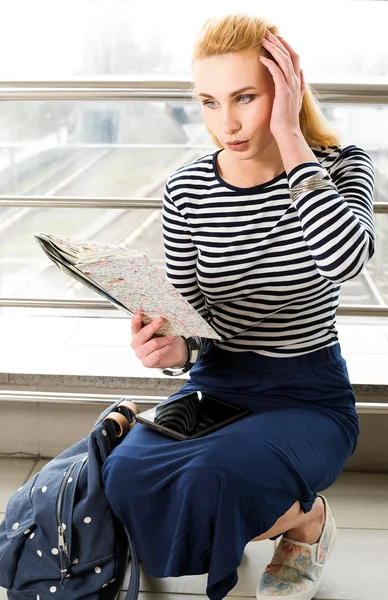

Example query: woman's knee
[102,454,136,512]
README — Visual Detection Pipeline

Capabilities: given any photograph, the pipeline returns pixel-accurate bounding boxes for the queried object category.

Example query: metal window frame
[0,80,387,316]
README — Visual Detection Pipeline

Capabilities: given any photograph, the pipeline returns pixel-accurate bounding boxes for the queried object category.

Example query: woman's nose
[222,109,241,135]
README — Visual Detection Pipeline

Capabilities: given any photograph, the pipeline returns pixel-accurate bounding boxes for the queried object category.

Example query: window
[0,1,385,82]
[0,0,387,317]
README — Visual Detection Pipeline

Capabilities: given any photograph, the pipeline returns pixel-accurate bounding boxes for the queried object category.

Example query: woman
[102,13,375,600]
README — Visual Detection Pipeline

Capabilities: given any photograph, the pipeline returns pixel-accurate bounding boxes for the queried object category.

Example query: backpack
[0,398,141,599]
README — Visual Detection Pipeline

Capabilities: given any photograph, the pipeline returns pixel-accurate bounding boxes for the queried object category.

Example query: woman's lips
[226,141,249,151]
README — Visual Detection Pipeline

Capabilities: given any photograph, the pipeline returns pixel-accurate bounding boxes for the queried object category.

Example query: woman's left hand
[260,30,305,140]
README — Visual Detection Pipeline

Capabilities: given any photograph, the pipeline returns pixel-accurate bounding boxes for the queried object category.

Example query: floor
[1,458,388,599]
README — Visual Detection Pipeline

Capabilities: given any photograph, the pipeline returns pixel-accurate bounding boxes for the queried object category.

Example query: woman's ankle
[284,497,325,544]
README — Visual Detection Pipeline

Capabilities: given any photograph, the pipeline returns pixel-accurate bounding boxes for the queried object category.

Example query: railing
[0,390,387,414]
[0,80,387,317]
[0,195,387,212]
[1,298,388,317]
[0,80,387,102]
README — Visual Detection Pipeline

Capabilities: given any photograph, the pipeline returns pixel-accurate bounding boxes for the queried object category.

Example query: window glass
[0,101,386,307]
[0,101,387,198]
[0,0,385,83]
[0,206,164,299]
[0,206,385,306]
[0,100,210,197]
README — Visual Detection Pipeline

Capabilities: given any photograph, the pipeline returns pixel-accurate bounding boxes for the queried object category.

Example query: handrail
[0,195,386,212]
[0,80,386,103]
[0,390,386,414]
[0,390,160,406]
[0,196,164,209]
[0,298,387,317]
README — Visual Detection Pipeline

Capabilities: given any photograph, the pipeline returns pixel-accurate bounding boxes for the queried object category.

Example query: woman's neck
[216,145,285,188]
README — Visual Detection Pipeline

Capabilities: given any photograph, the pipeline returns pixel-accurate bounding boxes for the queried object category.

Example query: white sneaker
[256,495,337,600]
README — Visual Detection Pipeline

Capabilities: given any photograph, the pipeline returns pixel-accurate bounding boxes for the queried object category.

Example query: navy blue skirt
[102,341,359,600]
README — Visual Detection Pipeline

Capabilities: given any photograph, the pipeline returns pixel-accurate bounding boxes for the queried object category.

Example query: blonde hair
[191,13,341,148]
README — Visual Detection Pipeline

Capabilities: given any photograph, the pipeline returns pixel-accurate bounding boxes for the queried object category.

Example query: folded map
[33,233,221,339]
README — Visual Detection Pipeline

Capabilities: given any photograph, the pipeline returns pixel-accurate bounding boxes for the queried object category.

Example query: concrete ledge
[1,371,388,397]
[1,313,388,394]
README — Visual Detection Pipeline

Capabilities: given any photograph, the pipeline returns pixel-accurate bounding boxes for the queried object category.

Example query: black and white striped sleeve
[288,145,375,283]
[162,181,209,318]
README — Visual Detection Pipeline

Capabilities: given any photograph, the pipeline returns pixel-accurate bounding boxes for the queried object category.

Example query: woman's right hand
[130,313,188,370]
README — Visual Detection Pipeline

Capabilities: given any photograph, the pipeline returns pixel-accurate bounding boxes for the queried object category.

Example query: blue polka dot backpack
[0,398,140,599]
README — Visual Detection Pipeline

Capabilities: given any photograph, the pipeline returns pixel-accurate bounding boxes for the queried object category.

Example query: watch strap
[160,336,200,377]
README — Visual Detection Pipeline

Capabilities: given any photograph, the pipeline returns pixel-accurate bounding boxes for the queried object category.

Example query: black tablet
[134,391,250,440]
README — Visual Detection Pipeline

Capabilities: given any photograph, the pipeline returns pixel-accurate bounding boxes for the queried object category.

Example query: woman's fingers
[131,312,143,335]
[259,29,305,135]
[277,34,301,79]
[259,54,285,87]
[263,30,300,86]
[300,68,306,96]
[130,313,185,369]
[140,334,178,366]
[131,313,165,347]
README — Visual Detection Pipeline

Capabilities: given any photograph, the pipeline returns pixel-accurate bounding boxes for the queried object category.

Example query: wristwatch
[160,336,200,377]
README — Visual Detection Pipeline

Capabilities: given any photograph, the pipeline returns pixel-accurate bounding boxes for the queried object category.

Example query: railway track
[0,148,197,299]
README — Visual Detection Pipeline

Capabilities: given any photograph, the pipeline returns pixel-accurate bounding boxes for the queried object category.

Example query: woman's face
[192,49,276,160]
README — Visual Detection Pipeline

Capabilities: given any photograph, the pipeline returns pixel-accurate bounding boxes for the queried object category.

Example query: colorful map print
[34,233,221,339]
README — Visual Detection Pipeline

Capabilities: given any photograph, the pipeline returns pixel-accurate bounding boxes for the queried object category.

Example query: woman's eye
[202,95,254,108]
[238,95,254,103]
[203,100,217,108]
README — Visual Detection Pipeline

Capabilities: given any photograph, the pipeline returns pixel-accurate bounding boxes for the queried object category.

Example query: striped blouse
[162,144,375,357]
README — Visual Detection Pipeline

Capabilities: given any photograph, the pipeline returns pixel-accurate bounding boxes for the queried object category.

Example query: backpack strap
[124,526,140,600]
